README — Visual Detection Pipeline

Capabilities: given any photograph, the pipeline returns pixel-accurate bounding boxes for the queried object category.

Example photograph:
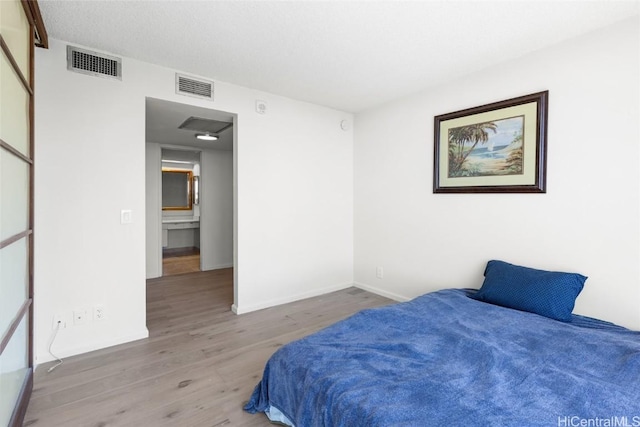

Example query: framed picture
[433,91,548,193]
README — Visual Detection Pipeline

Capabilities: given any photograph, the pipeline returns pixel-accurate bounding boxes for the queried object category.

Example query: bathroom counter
[162,218,200,229]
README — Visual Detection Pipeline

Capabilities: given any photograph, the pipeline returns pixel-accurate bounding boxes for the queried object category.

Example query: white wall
[145,143,162,277]
[199,149,234,270]
[354,18,640,330]
[34,39,354,362]
[34,47,149,361]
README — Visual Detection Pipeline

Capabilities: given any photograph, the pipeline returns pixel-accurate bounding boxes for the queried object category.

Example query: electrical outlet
[73,309,88,325]
[94,305,106,321]
[376,266,384,279]
[52,313,67,330]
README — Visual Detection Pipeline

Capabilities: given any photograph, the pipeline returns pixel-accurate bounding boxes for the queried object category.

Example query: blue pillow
[472,260,587,322]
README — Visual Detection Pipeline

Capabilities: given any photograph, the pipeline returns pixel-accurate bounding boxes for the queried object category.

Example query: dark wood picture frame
[434,91,548,193]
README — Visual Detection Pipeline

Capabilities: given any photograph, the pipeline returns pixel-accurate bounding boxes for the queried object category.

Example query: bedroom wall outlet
[94,305,106,321]
[376,266,384,279]
[73,309,88,325]
[52,313,68,330]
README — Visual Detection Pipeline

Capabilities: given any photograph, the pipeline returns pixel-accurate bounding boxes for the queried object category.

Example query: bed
[244,261,640,426]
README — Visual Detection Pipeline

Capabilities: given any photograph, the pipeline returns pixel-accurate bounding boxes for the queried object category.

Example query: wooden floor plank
[25,268,391,426]
[162,254,201,276]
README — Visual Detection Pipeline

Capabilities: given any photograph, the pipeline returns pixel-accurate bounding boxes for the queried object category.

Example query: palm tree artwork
[447,116,524,178]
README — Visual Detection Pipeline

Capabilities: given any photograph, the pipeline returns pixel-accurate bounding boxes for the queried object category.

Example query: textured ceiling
[39,1,639,113]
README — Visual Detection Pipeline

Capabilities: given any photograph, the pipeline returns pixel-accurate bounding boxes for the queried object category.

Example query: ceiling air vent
[178,116,232,134]
[67,45,122,80]
[176,73,214,101]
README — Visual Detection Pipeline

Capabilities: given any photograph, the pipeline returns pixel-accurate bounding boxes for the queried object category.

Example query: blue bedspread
[245,289,640,426]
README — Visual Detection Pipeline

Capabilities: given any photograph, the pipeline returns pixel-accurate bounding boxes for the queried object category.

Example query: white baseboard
[232,281,354,315]
[353,281,411,302]
[35,328,149,366]
[202,262,234,271]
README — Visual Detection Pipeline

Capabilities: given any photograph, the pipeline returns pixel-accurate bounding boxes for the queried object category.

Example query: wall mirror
[162,168,193,210]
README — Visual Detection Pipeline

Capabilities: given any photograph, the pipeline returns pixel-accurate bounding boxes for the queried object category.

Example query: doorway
[144,97,236,307]
[161,148,202,276]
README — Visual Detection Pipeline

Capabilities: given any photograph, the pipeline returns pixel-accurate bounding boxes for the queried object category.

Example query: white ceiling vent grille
[67,45,122,80]
[176,73,214,101]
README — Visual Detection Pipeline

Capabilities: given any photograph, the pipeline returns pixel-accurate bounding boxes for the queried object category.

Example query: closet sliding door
[0,1,46,425]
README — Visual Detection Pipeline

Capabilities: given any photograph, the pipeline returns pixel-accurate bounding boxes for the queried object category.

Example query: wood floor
[163,247,200,258]
[162,254,201,276]
[24,269,391,426]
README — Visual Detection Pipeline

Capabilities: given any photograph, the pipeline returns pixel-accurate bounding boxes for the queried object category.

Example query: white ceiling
[40,1,639,113]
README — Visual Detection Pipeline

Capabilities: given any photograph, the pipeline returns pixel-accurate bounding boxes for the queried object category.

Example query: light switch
[120,209,133,224]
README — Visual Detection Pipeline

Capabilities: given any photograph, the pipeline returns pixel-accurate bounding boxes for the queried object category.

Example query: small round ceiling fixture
[195,132,218,141]
[340,120,350,131]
